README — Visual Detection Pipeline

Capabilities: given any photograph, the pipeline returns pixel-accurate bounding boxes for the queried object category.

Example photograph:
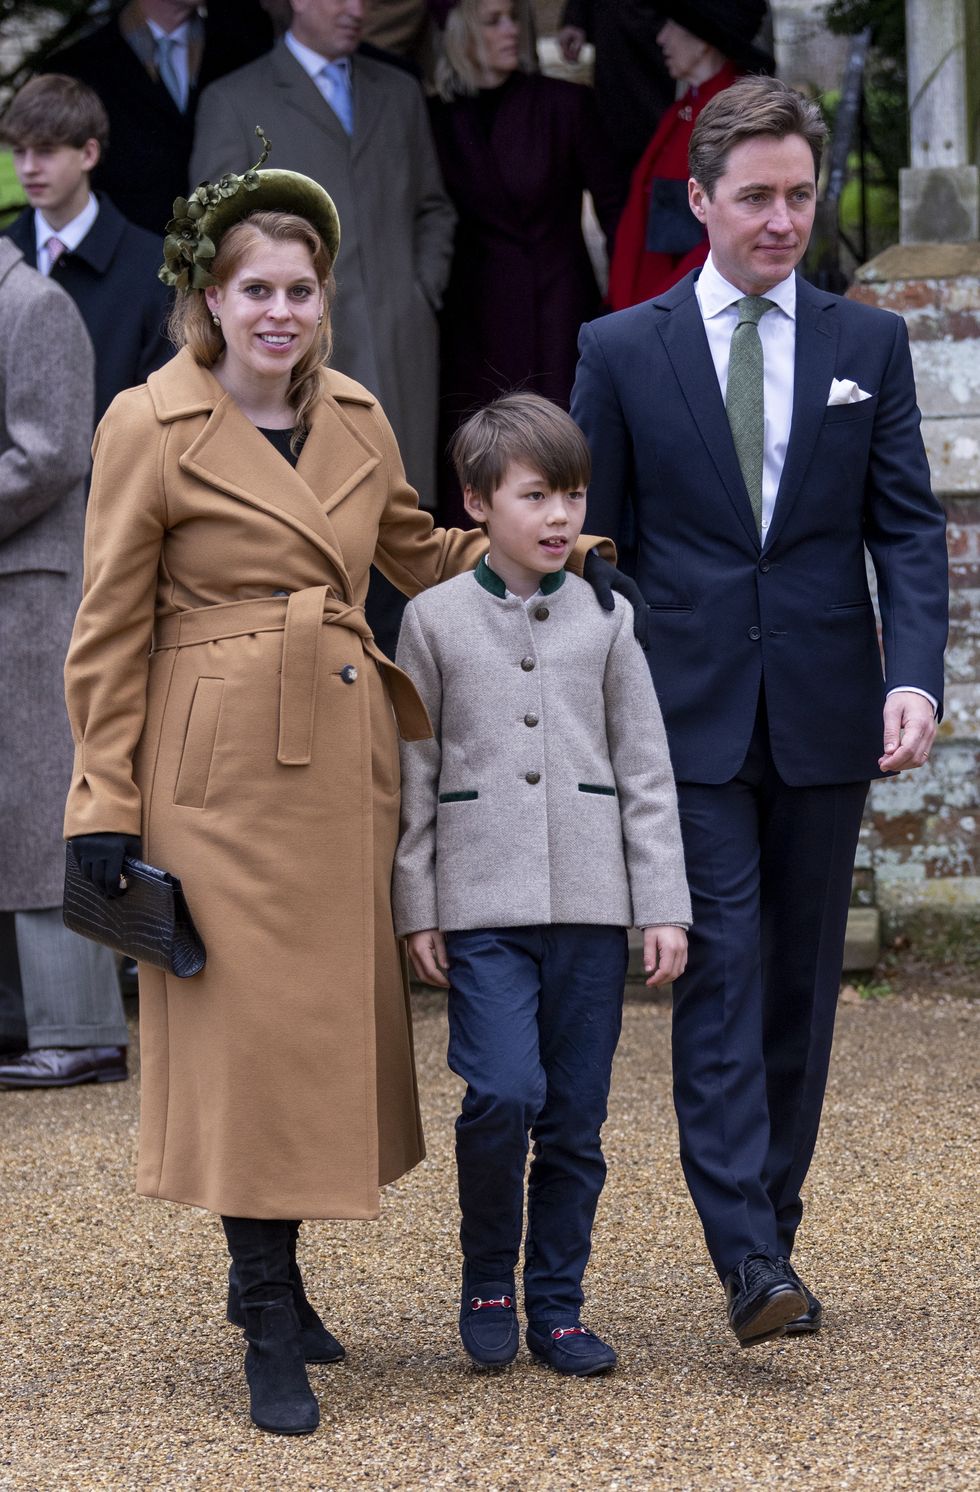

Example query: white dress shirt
[35,193,99,275]
[146,16,194,110]
[694,253,935,712]
[284,29,353,132]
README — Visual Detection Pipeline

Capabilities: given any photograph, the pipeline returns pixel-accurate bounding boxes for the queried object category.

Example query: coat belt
[152,588,432,764]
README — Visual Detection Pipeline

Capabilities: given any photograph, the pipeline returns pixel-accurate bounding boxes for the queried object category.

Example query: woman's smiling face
[204,237,324,386]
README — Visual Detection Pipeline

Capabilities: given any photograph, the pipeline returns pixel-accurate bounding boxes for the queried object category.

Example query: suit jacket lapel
[766,276,839,547]
[654,279,759,547]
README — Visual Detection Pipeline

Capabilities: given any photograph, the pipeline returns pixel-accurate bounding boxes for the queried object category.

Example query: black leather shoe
[779,1259,823,1334]
[0,1046,127,1088]
[459,1280,520,1367]
[725,1253,808,1348]
[526,1322,617,1377]
[228,1264,345,1364]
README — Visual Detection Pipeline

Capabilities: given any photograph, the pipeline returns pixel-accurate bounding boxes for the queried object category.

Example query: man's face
[290,0,363,59]
[141,0,200,31]
[689,133,817,295]
[11,140,99,225]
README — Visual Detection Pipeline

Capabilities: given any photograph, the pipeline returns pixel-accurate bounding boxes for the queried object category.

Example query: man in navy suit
[571,77,948,1348]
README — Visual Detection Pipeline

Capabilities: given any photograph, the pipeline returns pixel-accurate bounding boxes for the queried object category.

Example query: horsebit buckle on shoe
[470,1296,512,1310]
[552,1326,590,1339]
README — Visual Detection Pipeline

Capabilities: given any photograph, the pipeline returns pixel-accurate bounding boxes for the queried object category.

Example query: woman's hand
[406,929,451,989]
[69,833,142,898]
[643,925,688,987]
[582,550,650,648]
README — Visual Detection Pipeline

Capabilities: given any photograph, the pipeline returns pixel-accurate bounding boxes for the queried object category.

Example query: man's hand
[558,24,586,62]
[643,925,688,987]
[878,691,937,774]
[406,928,450,988]
[582,550,650,648]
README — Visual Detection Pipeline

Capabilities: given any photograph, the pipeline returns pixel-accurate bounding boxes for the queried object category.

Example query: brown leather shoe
[0,1046,127,1088]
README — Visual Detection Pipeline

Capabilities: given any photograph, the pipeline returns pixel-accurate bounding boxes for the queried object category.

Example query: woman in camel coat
[63,157,614,1435]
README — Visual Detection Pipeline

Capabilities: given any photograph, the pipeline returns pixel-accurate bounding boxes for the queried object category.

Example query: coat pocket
[173,677,224,809]
[578,783,617,796]
[439,790,479,803]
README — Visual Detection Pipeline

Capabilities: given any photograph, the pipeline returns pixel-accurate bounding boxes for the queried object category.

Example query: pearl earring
[212,313,220,327]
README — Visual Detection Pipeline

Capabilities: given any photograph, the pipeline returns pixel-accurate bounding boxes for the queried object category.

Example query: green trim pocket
[578,783,616,797]
[439,790,479,803]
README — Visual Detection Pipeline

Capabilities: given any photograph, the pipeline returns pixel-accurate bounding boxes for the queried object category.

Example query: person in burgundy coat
[608,1,773,311]
[429,0,621,526]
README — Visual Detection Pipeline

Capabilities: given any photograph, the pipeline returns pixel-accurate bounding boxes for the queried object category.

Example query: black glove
[582,549,650,650]
[70,833,142,899]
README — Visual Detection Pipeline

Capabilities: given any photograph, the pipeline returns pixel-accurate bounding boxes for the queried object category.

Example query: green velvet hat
[159,128,341,292]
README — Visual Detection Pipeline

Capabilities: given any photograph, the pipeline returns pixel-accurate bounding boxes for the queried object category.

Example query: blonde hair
[434,0,531,101]
[167,210,334,452]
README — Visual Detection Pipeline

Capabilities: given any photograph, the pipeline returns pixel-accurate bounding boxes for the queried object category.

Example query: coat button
[748,626,761,641]
[759,561,770,574]
[340,664,358,683]
[534,605,550,621]
[525,770,541,785]
[524,713,539,727]
[520,656,536,671]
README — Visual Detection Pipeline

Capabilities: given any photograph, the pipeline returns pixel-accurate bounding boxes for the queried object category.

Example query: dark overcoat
[0,240,94,910]
[4,197,172,425]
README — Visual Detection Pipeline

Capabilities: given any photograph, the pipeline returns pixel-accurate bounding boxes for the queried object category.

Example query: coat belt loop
[278,585,329,765]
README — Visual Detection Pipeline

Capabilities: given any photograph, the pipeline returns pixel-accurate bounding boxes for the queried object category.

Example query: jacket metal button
[340,664,358,683]
[524,714,539,727]
[520,656,535,671]
[525,770,541,785]
[748,626,761,641]
[534,606,550,621]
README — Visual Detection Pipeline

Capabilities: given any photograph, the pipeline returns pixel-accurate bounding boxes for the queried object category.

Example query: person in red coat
[608,1,773,311]
[429,0,621,526]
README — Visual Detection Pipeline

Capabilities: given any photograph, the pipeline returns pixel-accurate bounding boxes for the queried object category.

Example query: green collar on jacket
[475,554,567,599]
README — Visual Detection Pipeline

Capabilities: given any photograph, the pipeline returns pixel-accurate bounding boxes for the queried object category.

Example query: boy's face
[11,139,99,224]
[464,461,587,593]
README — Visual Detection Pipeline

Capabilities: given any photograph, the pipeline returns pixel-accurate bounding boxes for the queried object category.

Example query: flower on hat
[158,128,271,291]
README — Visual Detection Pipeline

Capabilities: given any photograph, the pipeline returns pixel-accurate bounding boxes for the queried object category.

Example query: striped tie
[726,295,775,535]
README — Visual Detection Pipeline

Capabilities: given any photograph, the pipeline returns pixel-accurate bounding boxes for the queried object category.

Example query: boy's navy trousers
[444,923,627,1327]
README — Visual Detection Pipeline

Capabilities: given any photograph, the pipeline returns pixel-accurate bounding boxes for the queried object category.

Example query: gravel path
[1,989,977,1491]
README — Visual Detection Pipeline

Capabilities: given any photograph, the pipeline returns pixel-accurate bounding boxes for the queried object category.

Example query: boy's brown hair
[0,74,110,151]
[450,392,591,504]
[689,76,828,200]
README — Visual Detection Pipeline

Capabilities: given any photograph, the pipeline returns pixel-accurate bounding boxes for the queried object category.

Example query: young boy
[1,74,171,428]
[392,394,691,1376]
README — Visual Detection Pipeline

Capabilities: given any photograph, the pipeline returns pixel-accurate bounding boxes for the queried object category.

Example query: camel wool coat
[64,349,609,1219]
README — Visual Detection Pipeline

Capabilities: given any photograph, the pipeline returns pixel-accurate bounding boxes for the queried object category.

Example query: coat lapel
[272,41,350,149]
[654,278,759,547]
[765,276,839,547]
[351,59,388,160]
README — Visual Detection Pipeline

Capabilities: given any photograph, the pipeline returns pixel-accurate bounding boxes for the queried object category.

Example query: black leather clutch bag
[646,177,708,256]
[63,844,206,979]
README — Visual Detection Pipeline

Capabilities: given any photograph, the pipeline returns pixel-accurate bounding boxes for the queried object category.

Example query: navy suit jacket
[571,270,948,787]
[4,197,172,427]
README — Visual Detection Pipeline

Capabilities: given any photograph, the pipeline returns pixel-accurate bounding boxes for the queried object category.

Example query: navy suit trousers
[444,924,627,1327]
[671,695,868,1279]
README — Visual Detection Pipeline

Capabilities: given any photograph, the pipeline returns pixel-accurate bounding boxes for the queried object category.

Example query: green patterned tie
[726,296,775,535]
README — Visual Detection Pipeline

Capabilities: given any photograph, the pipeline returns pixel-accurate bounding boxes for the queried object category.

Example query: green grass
[0,148,27,228]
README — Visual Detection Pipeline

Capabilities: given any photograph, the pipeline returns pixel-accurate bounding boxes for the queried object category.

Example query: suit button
[520,656,536,671]
[534,605,550,621]
[748,626,761,641]
[340,664,358,683]
[759,561,770,574]
[525,770,541,785]
[524,714,539,727]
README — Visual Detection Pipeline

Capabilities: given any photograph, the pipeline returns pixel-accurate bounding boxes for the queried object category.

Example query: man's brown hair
[689,76,828,200]
[450,392,591,504]
[0,74,109,151]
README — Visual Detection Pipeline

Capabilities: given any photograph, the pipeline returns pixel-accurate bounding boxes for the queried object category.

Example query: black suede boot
[226,1219,345,1364]
[221,1217,319,1435]
[243,1296,319,1435]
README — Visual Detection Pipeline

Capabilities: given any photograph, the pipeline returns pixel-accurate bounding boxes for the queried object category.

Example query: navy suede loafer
[526,1323,617,1377]
[779,1259,823,1334]
[459,1280,519,1367]
[725,1252,808,1347]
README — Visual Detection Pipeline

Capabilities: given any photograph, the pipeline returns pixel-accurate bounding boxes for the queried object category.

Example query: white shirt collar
[697,252,796,321]
[145,16,193,45]
[284,28,350,76]
[35,192,99,257]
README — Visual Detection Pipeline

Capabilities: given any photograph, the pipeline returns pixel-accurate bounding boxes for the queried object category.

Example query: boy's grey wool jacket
[393,562,692,935]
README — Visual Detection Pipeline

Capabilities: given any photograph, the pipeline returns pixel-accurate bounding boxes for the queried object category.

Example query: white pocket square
[827,377,873,405]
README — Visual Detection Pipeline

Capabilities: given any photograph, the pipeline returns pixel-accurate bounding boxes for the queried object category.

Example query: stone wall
[849,244,980,929]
